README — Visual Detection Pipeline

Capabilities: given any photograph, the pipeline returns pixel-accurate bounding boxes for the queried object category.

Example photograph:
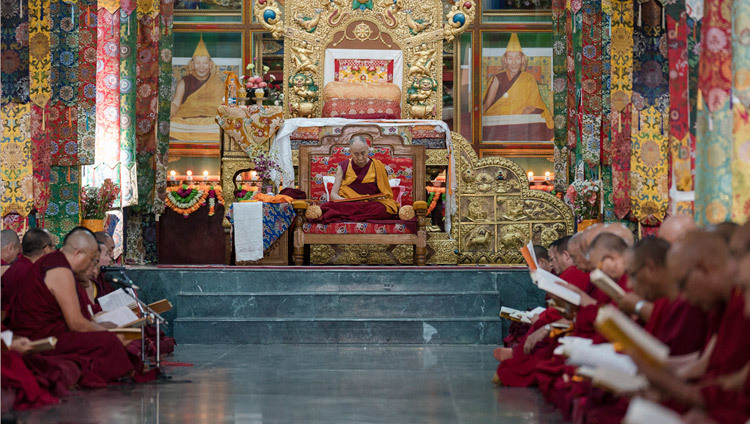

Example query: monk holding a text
[317,135,398,223]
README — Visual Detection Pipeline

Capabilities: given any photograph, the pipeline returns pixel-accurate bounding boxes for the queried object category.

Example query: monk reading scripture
[7,228,134,388]
[317,135,399,223]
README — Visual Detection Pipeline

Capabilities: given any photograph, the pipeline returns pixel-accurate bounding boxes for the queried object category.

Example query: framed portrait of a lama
[480,31,553,145]
[170,31,243,158]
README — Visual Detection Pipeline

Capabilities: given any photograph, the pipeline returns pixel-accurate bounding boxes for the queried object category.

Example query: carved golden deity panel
[452,133,574,265]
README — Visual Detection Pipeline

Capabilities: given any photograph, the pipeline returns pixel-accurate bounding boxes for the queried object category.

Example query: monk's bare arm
[171,79,185,118]
[45,268,107,332]
[330,166,345,201]
[482,77,499,113]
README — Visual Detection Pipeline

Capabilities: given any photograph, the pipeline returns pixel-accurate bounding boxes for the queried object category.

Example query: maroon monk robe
[585,295,711,423]
[7,251,134,388]
[701,368,750,424]
[1,350,59,411]
[93,273,114,303]
[317,160,394,224]
[703,289,750,379]
[495,268,591,387]
[533,274,631,416]
[1,255,34,313]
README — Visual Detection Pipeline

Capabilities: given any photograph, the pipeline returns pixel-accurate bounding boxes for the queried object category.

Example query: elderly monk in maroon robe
[7,228,134,388]
[1,229,21,277]
[317,135,399,224]
[585,237,710,423]
[627,231,750,421]
[531,233,632,419]
[493,235,591,382]
[2,228,56,313]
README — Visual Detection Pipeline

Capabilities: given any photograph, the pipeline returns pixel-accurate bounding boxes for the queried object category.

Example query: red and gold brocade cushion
[302,220,416,235]
[333,59,395,84]
[309,146,414,204]
[322,98,401,120]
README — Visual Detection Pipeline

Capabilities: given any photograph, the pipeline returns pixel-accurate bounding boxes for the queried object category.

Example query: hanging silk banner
[687,17,700,204]
[631,0,669,225]
[732,5,750,223]
[94,8,122,202]
[45,165,80,243]
[133,0,160,213]
[552,0,568,191]
[29,0,52,108]
[1,103,33,217]
[631,106,670,225]
[50,0,79,106]
[581,0,602,169]
[30,104,51,217]
[601,7,612,166]
[566,0,579,152]
[99,0,120,14]
[155,0,174,213]
[77,0,97,165]
[695,0,733,225]
[667,8,691,192]
[119,8,138,207]
[1,0,30,104]
[611,0,634,219]
[48,102,79,165]
[601,2,614,221]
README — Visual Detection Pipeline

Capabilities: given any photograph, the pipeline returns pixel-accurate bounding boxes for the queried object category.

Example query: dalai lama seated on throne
[315,135,400,223]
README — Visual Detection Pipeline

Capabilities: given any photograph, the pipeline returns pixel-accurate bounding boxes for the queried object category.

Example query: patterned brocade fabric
[1,0,30,104]
[695,0,733,225]
[1,103,33,217]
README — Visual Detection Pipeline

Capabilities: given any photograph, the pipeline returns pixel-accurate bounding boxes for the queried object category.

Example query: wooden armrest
[292,200,308,211]
[412,201,428,212]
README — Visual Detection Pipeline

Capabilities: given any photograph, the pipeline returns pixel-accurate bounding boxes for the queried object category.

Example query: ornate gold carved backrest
[255,0,477,119]
[299,124,426,204]
[452,133,574,265]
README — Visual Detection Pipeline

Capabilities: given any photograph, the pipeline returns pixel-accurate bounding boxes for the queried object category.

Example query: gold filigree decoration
[452,132,575,265]
[255,0,285,39]
[354,22,372,40]
[443,0,475,43]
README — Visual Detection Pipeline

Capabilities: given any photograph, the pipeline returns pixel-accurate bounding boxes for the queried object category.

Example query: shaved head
[61,227,100,275]
[568,232,591,271]
[588,232,629,280]
[94,231,115,266]
[659,214,697,243]
[1,229,21,263]
[668,230,735,311]
[602,223,634,247]
[21,228,54,258]
[707,221,739,243]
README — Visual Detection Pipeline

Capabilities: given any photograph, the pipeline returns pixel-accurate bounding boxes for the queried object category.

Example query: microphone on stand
[100,266,140,290]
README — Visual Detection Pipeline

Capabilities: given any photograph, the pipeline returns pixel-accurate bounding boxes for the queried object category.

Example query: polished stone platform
[127,267,545,345]
[13,344,565,424]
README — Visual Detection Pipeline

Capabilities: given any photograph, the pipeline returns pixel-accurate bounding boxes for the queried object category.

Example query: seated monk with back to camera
[2,228,56,314]
[317,135,399,224]
[1,229,21,276]
[7,227,135,387]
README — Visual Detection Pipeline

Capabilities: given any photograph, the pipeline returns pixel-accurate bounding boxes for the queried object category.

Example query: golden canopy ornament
[253,0,476,119]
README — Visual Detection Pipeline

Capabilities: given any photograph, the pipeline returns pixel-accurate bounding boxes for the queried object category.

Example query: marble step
[173,316,504,344]
[176,291,501,319]
[128,268,533,294]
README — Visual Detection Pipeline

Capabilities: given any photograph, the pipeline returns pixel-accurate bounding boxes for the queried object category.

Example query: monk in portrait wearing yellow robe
[482,33,554,142]
[170,35,226,142]
[317,135,399,223]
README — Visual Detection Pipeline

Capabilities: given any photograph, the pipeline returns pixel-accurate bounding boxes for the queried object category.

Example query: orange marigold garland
[166,184,224,217]
[425,186,445,215]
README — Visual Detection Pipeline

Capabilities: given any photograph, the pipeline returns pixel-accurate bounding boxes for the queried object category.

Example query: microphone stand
[105,271,169,380]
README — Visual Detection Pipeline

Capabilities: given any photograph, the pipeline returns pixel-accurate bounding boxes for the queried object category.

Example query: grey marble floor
[13,345,565,424]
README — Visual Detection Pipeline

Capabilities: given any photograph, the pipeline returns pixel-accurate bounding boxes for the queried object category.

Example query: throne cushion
[309,145,414,204]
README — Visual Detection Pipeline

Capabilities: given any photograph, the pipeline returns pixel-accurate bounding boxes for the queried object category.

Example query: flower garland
[233,184,258,202]
[166,184,224,218]
[425,186,446,215]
